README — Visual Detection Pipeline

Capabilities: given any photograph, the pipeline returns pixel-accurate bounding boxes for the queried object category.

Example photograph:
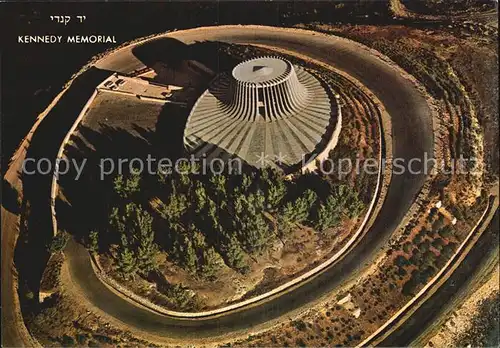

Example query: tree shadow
[2,178,21,214]
[13,67,111,311]
[131,38,243,91]
[55,91,199,249]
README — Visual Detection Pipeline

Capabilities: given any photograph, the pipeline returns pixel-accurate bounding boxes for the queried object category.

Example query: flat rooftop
[232,57,291,84]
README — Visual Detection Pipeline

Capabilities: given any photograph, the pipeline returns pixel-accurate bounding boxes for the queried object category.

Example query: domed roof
[183,57,339,170]
[232,57,291,84]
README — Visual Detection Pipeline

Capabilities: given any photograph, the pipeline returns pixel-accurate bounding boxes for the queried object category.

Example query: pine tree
[266,179,287,212]
[176,161,193,187]
[160,189,188,223]
[116,234,137,279]
[200,247,222,280]
[277,211,295,238]
[184,239,198,274]
[222,236,248,273]
[110,203,159,275]
[209,174,226,195]
[113,172,141,199]
[283,189,317,225]
[88,230,99,254]
[109,206,126,236]
[241,173,252,193]
[240,213,271,254]
[206,197,220,230]
[173,235,197,274]
[312,184,364,232]
[47,232,69,254]
[134,208,158,274]
[193,182,207,213]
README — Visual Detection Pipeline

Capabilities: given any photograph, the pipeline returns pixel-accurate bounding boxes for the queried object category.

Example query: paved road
[64,26,433,342]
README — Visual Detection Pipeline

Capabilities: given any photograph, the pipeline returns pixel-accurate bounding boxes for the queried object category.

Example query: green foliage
[210,174,227,195]
[61,335,76,347]
[116,237,137,279]
[410,248,423,266]
[277,212,295,237]
[418,240,431,252]
[88,230,99,254]
[240,213,271,254]
[432,238,445,250]
[441,242,457,258]
[259,167,287,211]
[413,233,423,244]
[266,178,287,211]
[171,235,197,274]
[231,190,273,254]
[438,226,454,239]
[200,247,223,280]
[402,268,431,296]
[113,173,140,199]
[161,283,194,310]
[194,182,208,213]
[47,232,69,254]
[242,173,253,191]
[171,225,224,278]
[111,203,159,277]
[394,255,409,268]
[135,214,159,274]
[160,188,188,227]
[222,235,248,273]
[422,250,437,267]
[293,320,307,331]
[314,184,365,232]
[432,214,446,231]
[101,159,367,279]
[403,241,412,253]
[176,161,195,186]
[183,239,198,274]
[282,189,317,225]
[76,334,87,346]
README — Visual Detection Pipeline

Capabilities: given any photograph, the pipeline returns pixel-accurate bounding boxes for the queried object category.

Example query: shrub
[47,232,69,254]
[413,233,423,244]
[418,240,431,252]
[403,242,412,253]
[394,255,409,268]
[438,226,454,239]
[432,238,445,250]
[294,320,308,331]
[61,335,76,347]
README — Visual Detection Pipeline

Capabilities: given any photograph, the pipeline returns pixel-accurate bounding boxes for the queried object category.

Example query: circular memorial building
[183,56,340,171]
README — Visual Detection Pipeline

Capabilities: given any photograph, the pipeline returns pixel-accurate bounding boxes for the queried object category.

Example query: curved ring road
[4,25,434,345]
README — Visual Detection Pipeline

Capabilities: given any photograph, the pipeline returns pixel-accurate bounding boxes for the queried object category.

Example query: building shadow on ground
[2,178,21,214]
[131,38,242,88]
[13,67,112,312]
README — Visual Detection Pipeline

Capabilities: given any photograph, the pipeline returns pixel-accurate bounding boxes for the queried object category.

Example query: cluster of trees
[47,232,70,254]
[89,164,365,281]
[86,173,160,280]
[394,224,458,295]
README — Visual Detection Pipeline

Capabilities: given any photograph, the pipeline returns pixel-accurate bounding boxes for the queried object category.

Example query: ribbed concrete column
[226,56,309,122]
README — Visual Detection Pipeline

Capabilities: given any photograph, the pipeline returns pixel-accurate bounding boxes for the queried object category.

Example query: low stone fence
[90,254,175,316]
